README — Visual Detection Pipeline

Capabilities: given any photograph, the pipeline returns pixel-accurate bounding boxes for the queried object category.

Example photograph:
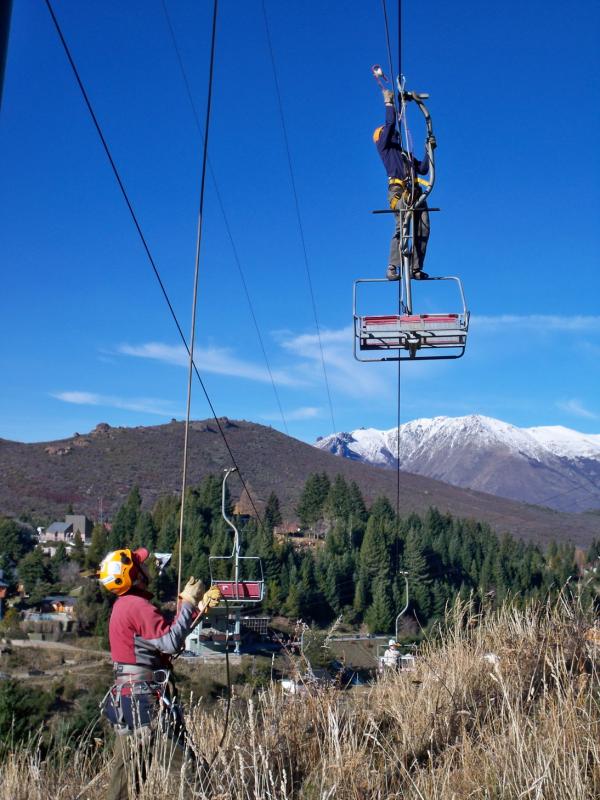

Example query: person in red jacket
[98,546,220,800]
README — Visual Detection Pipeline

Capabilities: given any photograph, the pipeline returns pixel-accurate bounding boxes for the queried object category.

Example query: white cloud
[474,315,600,331]
[557,398,598,420]
[118,342,303,387]
[280,326,434,398]
[262,406,321,422]
[52,391,179,417]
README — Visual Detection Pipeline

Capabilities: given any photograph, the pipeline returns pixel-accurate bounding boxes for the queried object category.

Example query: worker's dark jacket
[376,103,429,181]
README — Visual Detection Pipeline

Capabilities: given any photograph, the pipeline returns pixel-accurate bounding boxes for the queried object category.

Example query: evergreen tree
[359,515,391,583]
[70,531,86,565]
[132,512,157,550]
[86,523,108,568]
[17,548,49,593]
[324,475,352,523]
[50,542,70,583]
[296,473,330,528]
[108,486,142,549]
[365,578,394,633]
[404,527,432,621]
[0,518,35,567]
[264,492,283,533]
[353,576,368,614]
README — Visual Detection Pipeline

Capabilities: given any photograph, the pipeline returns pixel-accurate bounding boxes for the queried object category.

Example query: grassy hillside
[1,599,598,799]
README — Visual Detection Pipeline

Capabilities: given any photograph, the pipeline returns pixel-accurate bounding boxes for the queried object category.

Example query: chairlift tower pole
[222,467,242,655]
[395,571,409,641]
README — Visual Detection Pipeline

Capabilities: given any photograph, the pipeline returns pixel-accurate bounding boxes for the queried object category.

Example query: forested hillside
[3,473,598,636]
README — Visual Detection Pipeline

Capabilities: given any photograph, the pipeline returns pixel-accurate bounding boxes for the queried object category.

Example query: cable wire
[43,0,267,531]
[160,0,289,437]
[261,0,337,434]
[176,0,218,599]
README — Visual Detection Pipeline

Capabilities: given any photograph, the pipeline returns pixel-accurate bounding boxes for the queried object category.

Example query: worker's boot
[412,269,429,280]
[386,264,400,281]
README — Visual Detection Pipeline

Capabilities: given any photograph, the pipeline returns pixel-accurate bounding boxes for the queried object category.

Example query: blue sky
[1,0,599,444]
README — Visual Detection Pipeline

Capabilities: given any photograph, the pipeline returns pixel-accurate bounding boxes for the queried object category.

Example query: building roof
[46,522,73,534]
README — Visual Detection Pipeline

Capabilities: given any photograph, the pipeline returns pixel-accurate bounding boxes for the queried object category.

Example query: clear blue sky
[1,0,599,444]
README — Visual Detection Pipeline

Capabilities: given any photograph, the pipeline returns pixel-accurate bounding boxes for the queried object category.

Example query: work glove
[200,585,222,612]
[382,89,394,105]
[180,576,205,606]
[427,134,437,150]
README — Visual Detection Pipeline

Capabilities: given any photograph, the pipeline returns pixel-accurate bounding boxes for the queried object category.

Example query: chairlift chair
[353,275,469,362]
[208,467,265,612]
[355,83,470,361]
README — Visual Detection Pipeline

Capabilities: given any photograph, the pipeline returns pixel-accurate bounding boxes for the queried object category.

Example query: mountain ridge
[316,414,600,513]
[1,418,599,547]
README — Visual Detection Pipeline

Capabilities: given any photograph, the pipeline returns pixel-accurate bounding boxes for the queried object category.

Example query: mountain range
[315,415,600,514]
[1,418,599,548]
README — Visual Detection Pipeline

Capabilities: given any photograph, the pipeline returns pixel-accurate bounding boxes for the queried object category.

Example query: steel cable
[43,0,267,532]
[160,0,289,437]
[261,0,337,434]
[176,0,218,599]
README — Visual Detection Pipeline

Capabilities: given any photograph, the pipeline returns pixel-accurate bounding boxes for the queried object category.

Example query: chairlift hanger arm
[398,85,436,203]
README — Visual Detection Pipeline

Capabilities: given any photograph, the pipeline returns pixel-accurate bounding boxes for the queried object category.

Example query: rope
[43,0,267,534]
[160,0,289,437]
[176,0,218,600]
[261,0,337,434]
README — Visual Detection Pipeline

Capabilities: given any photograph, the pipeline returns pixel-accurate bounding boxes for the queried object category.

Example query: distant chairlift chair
[208,468,265,654]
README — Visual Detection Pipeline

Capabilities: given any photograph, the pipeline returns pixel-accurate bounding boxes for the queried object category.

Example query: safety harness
[100,663,172,733]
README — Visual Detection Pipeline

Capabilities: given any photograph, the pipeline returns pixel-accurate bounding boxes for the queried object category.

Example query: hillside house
[39,514,93,555]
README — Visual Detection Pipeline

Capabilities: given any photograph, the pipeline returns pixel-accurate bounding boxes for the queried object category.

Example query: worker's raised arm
[377,95,397,148]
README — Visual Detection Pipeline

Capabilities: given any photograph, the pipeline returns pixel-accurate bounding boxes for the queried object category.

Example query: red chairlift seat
[353,276,469,361]
[208,554,265,611]
[213,580,263,601]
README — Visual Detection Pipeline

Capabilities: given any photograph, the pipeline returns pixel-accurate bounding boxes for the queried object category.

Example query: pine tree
[404,527,432,621]
[17,548,49,593]
[132,512,157,550]
[359,515,391,583]
[86,524,108,568]
[70,532,85,566]
[264,492,283,533]
[365,578,394,633]
[50,542,70,583]
[324,475,351,523]
[296,473,330,528]
[108,487,142,549]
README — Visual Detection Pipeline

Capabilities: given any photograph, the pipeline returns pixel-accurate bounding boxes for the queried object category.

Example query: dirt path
[7,638,110,658]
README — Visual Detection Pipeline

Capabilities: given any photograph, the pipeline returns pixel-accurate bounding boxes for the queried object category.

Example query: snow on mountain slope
[315,415,600,513]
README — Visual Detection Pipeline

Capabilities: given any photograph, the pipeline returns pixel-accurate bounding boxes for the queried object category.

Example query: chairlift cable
[176,0,218,600]
[160,0,289,437]
[43,0,267,534]
[382,0,404,562]
[261,0,337,434]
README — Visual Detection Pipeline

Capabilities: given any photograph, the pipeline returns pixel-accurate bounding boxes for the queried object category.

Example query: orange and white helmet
[98,547,149,595]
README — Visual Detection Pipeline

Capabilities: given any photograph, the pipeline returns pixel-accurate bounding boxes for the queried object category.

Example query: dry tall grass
[2,597,598,799]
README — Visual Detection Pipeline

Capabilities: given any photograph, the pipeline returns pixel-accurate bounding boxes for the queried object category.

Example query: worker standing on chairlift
[97,546,221,800]
[373,88,433,282]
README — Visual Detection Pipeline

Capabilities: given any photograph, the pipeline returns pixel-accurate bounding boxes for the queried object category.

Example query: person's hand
[180,576,205,606]
[427,134,437,150]
[201,586,222,610]
[383,89,394,105]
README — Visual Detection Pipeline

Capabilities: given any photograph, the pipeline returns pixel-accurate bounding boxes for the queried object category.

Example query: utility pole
[0,0,13,112]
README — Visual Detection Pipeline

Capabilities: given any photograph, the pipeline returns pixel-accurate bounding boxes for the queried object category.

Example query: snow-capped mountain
[315,415,600,513]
